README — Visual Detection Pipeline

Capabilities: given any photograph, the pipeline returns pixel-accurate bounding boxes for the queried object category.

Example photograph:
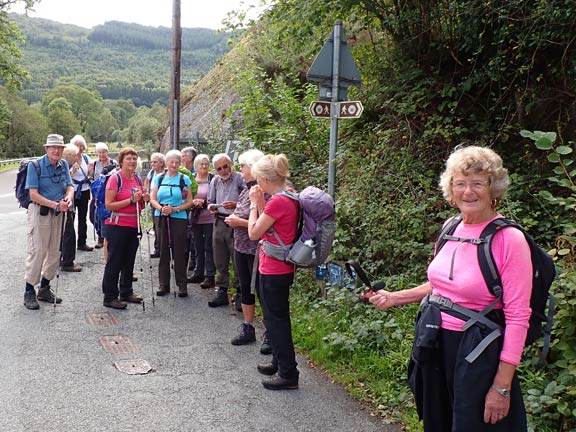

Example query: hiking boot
[24,290,39,310]
[262,375,299,390]
[94,238,104,249]
[77,244,94,252]
[257,363,278,376]
[61,263,82,272]
[119,294,143,303]
[37,287,62,304]
[178,286,188,298]
[234,293,242,312]
[260,332,272,355]
[103,299,127,309]
[231,323,256,345]
[156,287,170,296]
[208,288,229,308]
[199,276,215,289]
[187,273,203,284]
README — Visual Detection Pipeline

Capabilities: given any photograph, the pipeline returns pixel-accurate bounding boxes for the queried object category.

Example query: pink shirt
[258,194,298,275]
[427,215,532,365]
[105,173,142,229]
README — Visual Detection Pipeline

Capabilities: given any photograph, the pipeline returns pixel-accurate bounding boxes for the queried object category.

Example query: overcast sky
[9,0,267,29]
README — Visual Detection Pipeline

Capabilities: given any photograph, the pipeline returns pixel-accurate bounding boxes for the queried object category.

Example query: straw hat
[44,134,65,147]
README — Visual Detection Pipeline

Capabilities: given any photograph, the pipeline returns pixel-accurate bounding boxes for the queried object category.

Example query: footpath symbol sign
[309,101,364,119]
[309,101,332,118]
[338,101,363,118]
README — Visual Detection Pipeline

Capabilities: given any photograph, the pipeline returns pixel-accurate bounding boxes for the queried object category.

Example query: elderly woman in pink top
[369,146,531,432]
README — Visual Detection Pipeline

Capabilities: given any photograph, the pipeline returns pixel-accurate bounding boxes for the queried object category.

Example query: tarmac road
[0,168,401,432]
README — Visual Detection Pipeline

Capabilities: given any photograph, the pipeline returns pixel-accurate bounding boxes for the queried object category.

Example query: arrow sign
[338,101,363,118]
[309,101,332,118]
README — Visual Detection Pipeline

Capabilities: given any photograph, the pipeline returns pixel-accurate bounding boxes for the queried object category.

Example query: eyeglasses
[451,180,490,191]
[216,164,230,172]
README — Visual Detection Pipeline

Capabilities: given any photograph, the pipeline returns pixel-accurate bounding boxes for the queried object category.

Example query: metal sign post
[327,22,342,198]
[306,21,362,198]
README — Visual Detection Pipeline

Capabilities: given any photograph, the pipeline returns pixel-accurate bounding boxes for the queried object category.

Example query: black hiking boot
[37,286,62,304]
[231,323,256,345]
[208,287,229,307]
[24,290,39,310]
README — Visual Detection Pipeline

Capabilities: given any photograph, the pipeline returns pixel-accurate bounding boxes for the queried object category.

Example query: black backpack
[157,173,188,201]
[436,215,556,367]
[15,159,41,209]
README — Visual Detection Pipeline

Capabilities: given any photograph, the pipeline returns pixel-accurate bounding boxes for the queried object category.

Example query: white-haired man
[23,134,74,309]
[207,153,244,308]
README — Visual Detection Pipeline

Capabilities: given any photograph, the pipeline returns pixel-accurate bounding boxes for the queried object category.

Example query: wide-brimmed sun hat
[44,134,65,147]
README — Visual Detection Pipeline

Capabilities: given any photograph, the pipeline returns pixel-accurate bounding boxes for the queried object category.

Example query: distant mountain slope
[10,14,231,106]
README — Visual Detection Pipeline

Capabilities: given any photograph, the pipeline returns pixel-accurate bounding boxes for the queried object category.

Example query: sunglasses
[216,164,230,172]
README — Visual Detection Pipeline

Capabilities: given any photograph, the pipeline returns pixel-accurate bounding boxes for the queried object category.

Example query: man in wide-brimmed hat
[22,134,74,310]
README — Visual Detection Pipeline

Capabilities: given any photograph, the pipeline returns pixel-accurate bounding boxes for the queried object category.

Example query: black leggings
[235,250,256,305]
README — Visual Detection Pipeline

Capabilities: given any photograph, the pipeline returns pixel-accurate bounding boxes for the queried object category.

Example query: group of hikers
[22,133,301,390]
[21,133,539,424]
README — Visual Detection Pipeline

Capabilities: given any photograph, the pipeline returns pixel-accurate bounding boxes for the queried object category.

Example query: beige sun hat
[44,134,66,147]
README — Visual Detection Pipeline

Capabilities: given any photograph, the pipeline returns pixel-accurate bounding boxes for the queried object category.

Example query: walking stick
[165,212,176,302]
[135,196,146,312]
[144,205,155,307]
[54,210,66,311]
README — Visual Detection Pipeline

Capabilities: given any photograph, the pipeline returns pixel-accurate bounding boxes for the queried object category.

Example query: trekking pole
[54,210,66,312]
[135,194,146,312]
[165,212,176,302]
[144,205,155,307]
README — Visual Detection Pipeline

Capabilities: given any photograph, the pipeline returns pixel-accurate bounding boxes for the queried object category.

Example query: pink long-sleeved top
[427,215,532,365]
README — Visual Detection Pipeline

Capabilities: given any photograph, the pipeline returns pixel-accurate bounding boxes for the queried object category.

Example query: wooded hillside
[9,13,230,106]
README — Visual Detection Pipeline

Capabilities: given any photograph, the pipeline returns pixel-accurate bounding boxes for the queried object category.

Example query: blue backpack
[15,159,40,209]
[90,171,142,231]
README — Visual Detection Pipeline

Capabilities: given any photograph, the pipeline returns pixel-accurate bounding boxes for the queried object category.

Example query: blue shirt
[153,172,192,219]
[25,155,72,202]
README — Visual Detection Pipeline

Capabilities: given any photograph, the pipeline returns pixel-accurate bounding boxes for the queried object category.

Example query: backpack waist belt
[109,211,137,225]
[425,294,503,363]
[260,239,293,262]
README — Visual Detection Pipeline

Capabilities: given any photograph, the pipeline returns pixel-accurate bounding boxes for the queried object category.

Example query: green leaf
[548,153,560,163]
[544,132,557,142]
[535,136,553,150]
[556,146,573,155]
[553,166,564,175]
[519,130,536,139]
[558,248,571,256]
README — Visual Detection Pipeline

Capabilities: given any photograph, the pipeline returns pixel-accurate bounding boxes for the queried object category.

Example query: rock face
[160,47,242,153]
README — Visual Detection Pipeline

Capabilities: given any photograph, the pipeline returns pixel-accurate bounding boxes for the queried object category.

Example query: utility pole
[170,0,182,150]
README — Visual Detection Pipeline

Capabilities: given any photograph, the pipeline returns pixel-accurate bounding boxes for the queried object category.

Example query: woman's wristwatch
[491,384,510,397]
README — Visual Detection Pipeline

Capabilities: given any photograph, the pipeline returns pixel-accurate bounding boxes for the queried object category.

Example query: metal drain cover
[86,312,119,327]
[113,359,152,375]
[99,335,137,354]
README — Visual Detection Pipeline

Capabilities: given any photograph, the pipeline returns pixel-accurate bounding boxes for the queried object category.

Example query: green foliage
[290,273,420,426]
[10,14,230,106]
[0,86,46,157]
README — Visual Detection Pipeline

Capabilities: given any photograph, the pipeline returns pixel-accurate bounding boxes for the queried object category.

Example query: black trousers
[75,189,90,247]
[259,272,297,379]
[157,216,188,291]
[61,210,76,266]
[409,327,527,432]
[101,224,139,302]
[235,250,256,305]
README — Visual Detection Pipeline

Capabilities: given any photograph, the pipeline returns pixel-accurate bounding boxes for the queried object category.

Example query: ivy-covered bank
[220,1,576,430]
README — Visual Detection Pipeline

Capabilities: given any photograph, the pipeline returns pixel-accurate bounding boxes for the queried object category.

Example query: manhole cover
[99,335,137,354]
[86,312,119,327]
[113,359,153,375]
